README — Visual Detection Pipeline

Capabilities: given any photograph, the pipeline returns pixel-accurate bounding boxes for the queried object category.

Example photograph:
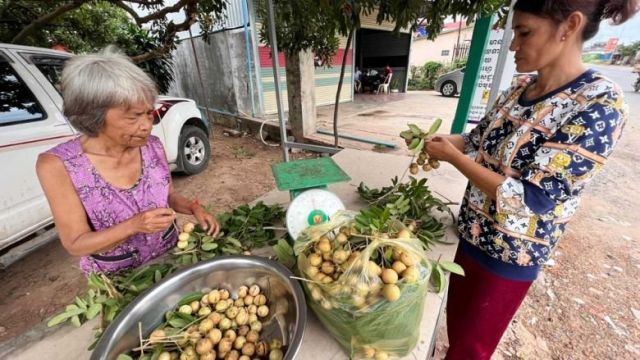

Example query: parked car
[435,67,465,97]
[0,43,211,267]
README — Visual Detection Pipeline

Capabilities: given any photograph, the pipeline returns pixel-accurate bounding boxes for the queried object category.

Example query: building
[167,0,412,119]
[409,20,474,67]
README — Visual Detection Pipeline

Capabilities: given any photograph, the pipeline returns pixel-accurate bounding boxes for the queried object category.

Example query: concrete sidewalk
[311,91,459,153]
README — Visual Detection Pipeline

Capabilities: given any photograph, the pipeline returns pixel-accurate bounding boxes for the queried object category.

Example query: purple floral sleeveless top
[45,135,177,273]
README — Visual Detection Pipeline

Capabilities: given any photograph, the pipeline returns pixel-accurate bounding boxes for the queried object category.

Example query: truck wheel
[178,125,210,175]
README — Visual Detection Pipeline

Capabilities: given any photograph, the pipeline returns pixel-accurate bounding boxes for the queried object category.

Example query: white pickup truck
[0,43,212,268]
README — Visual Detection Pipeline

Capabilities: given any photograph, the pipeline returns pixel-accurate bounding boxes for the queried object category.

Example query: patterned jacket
[458,69,627,281]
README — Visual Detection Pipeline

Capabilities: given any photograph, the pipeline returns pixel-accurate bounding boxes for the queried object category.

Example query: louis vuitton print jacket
[457,69,627,281]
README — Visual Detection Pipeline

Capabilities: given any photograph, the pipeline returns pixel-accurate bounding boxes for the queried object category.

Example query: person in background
[36,48,220,274]
[424,0,638,358]
[354,66,362,93]
[633,50,640,91]
[383,64,393,82]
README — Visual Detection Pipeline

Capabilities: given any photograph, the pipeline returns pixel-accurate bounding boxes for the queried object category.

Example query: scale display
[285,189,345,240]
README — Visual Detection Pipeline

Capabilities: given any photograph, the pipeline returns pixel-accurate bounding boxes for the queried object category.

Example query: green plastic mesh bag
[294,211,431,359]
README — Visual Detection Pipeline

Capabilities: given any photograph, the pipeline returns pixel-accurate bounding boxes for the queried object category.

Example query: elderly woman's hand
[193,207,220,237]
[130,208,175,234]
[425,136,463,163]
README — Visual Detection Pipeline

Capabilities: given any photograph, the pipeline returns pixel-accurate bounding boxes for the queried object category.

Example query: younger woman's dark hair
[514,0,640,41]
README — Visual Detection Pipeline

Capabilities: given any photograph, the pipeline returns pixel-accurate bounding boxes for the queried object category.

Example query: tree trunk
[332,27,354,148]
[285,50,316,142]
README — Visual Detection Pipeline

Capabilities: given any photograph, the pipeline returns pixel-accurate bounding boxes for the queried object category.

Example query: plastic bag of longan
[294,211,432,359]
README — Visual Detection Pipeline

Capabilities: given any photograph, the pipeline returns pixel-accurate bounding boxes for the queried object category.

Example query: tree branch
[130,3,198,63]
[130,43,174,63]
[11,0,89,44]
[121,0,164,4]
[114,0,196,27]
[137,0,194,24]
[112,1,143,25]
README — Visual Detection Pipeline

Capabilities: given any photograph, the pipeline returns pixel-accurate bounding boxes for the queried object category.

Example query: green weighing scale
[271,157,351,240]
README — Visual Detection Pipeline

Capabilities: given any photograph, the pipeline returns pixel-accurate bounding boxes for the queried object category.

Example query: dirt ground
[0,128,313,342]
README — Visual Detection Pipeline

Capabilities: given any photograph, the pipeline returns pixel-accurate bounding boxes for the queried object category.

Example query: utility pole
[450,15,493,134]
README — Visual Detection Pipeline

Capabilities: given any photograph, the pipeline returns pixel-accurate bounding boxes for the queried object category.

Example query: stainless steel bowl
[91,256,307,360]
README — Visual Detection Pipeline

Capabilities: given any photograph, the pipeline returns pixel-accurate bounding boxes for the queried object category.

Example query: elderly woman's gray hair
[61,47,158,136]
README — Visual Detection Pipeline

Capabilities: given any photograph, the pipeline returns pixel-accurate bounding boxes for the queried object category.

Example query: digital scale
[271,157,351,241]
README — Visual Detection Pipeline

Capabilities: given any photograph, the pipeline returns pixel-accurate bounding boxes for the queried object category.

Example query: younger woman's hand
[425,136,463,163]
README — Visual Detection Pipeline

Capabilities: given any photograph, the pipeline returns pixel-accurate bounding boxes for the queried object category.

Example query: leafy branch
[358,176,455,248]
[46,201,287,349]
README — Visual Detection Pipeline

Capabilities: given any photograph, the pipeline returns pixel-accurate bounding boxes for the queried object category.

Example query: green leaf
[191,253,198,264]
[200,252,217,260]
[46,314,67,328]
[116,355,134,360]
[177,291,203,306]
[202,236,215,243]
[174,311,195,322]
[225,236,242,248]
[86,303,102,320]
[70,315,82,328]
[46,307,86,327]
[75,296,88,310]
[151,344,165,360]
[409,138,425,155]
[179,254,191,266]
[428,118,443,136]
[88,273,106,290]
[384,248,394,263]
[154,270,163,283]
[439,261,465,276]
[408,123,422,136]
[201,242,218,251]
[273,239,295,268]
[222,246,240,254]
[431,264,446,294]
[399,130,414,140]
[168,317,190,329]
[104,306,117,322]
[104,298,119,307]
[407,137,420,150]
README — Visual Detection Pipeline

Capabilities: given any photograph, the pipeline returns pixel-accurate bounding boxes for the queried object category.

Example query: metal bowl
[91,256,307,360]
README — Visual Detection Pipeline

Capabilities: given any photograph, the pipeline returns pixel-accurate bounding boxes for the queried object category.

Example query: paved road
[591,64,639,97]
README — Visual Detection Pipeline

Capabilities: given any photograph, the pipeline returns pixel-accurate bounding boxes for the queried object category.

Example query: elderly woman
[36,49,219,273]
[424,0,638,358]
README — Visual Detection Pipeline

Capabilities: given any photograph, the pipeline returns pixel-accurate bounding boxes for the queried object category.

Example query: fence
[452,42,470,63]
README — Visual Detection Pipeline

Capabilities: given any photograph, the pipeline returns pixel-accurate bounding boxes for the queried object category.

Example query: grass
[230,145,256,159]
